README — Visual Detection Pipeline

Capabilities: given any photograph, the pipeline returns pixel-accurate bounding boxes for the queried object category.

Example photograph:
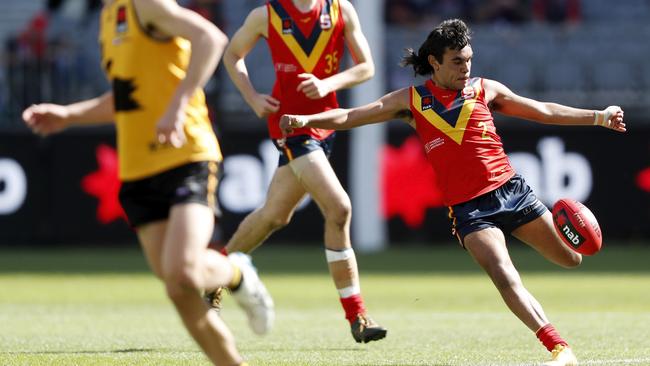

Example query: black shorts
[119,161,219,228]
[448,174,548,245]
[272,133,335,166]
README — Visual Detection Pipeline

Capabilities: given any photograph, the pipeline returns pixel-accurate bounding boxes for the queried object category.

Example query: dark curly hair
[401,19,472,76]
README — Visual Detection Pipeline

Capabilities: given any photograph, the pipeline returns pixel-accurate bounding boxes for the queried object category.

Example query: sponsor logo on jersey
[424,137,444,153]
[116,6,127,34]
[282,18,293,34]
[320,14,332,29]
[461,86,476,100]
[276,63,298,73]
[421,96,433,111]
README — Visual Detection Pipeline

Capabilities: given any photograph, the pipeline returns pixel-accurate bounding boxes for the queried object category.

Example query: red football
[552,199,602,255]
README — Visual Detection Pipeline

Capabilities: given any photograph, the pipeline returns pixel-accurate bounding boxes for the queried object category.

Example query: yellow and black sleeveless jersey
[99,0,221,181]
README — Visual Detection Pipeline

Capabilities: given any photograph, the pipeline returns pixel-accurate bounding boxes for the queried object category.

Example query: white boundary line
[580,359,650,365]
[500,358,650,366]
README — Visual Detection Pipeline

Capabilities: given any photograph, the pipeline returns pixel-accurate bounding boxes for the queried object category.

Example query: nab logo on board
[509,137,592,205]
[219,140,310,213]
[0,158,27,215]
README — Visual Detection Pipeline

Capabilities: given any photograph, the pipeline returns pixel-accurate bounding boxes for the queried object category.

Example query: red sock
[536,324,568,351]
[340,294,366,324]
[219,247,228,256]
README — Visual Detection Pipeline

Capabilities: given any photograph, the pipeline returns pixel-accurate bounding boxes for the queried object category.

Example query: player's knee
[260,207,292,230]
[560,252,582,269]
[324,198,351,227]
[162,263,202,299]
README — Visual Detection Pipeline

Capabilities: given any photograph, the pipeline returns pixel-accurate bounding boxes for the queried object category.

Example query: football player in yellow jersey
[22,1,273,365]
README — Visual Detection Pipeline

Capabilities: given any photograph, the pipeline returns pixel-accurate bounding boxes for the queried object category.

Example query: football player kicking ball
[280,19,625,366]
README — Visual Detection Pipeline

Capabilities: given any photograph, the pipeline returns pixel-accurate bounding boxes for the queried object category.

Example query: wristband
[593,110,610,127]
[292,117,308,128]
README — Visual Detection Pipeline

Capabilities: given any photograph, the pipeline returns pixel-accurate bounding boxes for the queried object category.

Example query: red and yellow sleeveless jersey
[99,0,221,181]
[266,0,345,139]
[409,78,515,206]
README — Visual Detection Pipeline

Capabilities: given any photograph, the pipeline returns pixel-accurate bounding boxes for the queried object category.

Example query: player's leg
[499,175,581,268]
[136,221,166,279]
[225,164,306,254]
[512,211,582,268]
[135,214,245,365]
[464,227,577,366]
[160,202,244,366]
[213,151,305,319]
[465,227,550,330]
[119,163,270,365]
[291,149,386,343]
[119,180,168,280]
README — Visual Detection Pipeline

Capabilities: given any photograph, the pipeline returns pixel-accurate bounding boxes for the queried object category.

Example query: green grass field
[1,244,649,365]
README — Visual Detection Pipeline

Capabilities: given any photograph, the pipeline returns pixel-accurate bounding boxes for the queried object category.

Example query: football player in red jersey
[280,19,625,366]
[214,0,387,343]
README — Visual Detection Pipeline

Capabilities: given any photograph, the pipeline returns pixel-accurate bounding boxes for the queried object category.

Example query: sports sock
[340,294,366,324]
[326,248,367,324]
[536,323,568,351]
[219,247,228,256]
[227,263,242,291]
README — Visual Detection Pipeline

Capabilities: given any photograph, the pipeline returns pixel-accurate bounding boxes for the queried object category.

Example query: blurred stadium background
[2,0,650,248]
[1,1,649,365]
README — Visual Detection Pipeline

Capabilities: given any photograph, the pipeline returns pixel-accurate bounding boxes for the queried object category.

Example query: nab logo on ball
[553,208,583,248]
[552,199,602,255]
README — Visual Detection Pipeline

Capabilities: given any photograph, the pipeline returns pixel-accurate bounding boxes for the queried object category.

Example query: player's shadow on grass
[4,348,156,355]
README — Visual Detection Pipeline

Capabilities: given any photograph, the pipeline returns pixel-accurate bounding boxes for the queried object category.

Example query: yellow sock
[228,263,242,290]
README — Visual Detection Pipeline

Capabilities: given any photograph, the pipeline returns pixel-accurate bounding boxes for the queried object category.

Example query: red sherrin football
[552,199,602,255]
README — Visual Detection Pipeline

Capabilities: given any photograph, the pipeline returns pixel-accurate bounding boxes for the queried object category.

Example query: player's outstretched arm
[135,0,228,147]
[22,91,115,136]
[280,88,409,135]
[484,79,626,132]
[296,0,375,100]
[223,7,280,118]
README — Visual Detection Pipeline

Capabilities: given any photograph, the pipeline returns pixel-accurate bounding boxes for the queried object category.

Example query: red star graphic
[81,144,126,224]
[636,167,650,192]
[381,136,444,228]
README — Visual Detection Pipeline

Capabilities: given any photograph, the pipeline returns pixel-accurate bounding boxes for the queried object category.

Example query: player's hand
[22,103,71,136]
[296,73,332,99]
[279,114,308,136]
[251,93,280,118]
[595,106,625,133]
[156,108,187,148]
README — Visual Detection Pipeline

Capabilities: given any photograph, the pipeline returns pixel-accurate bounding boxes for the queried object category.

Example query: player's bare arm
[484,79,626,132]
[22,91,115,136]
[134,0,228,147]
[223,6,280,118]
[296,0,375,99]
[280,87,410,135]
